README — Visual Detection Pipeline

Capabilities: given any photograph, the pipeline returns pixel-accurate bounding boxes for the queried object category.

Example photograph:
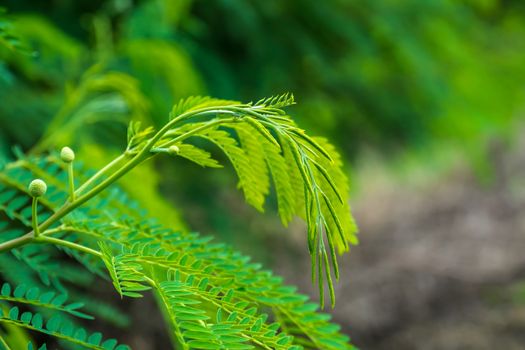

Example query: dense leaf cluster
[0,95,357,349]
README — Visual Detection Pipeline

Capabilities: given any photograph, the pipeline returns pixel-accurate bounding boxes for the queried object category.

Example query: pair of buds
[28,147,74,197]
[28,147,75,236]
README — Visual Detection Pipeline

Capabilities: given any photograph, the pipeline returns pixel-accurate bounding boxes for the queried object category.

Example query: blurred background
[1,0,525,348]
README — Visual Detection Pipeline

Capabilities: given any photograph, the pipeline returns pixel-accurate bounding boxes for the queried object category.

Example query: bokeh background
[1,0,525,349]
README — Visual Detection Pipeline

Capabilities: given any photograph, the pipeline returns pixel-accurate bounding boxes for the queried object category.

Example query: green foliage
[0,94,356,349]
[187,0,525,159]
[5,0,524,159]
[0,8,34,57]
[0,282,128,350]
[143,95,357,301]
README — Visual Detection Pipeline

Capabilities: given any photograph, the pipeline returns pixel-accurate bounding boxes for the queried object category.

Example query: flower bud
[60,146,75,163]
[168,145,180,155]
[28,179,47,197]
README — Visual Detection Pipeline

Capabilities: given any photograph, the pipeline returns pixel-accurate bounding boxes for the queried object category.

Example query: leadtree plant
[0,94,358,349]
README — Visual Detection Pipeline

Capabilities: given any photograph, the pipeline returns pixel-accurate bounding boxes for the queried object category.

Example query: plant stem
[0,230,101,258]
[31,198,39,237]
[0,233,33,252]
[144,106,242,148]
[35,236,101,257]
[38,154,145,234]
[160,117,236,148]
[75,153,126,195]
[67,162,75,200]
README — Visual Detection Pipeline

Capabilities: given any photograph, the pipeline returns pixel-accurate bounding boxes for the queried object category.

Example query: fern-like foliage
[0,282,128,350]
[138,94,358,306]
[0,94,357,349]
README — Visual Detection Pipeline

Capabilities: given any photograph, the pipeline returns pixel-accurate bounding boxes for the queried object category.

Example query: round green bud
[28,179,47,197]
[60,146,75,163]
[168,145,180,155]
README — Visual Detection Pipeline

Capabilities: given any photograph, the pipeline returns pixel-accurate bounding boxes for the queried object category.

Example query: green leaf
[74,328,87,342]
[25,287,40,301]
[87,332,102,345]
[102,339,118,349]
[8,306,19,320]
[51,294,67,306]
[13,284,27,298]
[175,143,222,168]
[186,340,221,349]
[31,313,43,329]
[46,315,61,332]
[200,128,267,211]
[1,283,11,296]
[39,292,55,304]
[20,311,32,324]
